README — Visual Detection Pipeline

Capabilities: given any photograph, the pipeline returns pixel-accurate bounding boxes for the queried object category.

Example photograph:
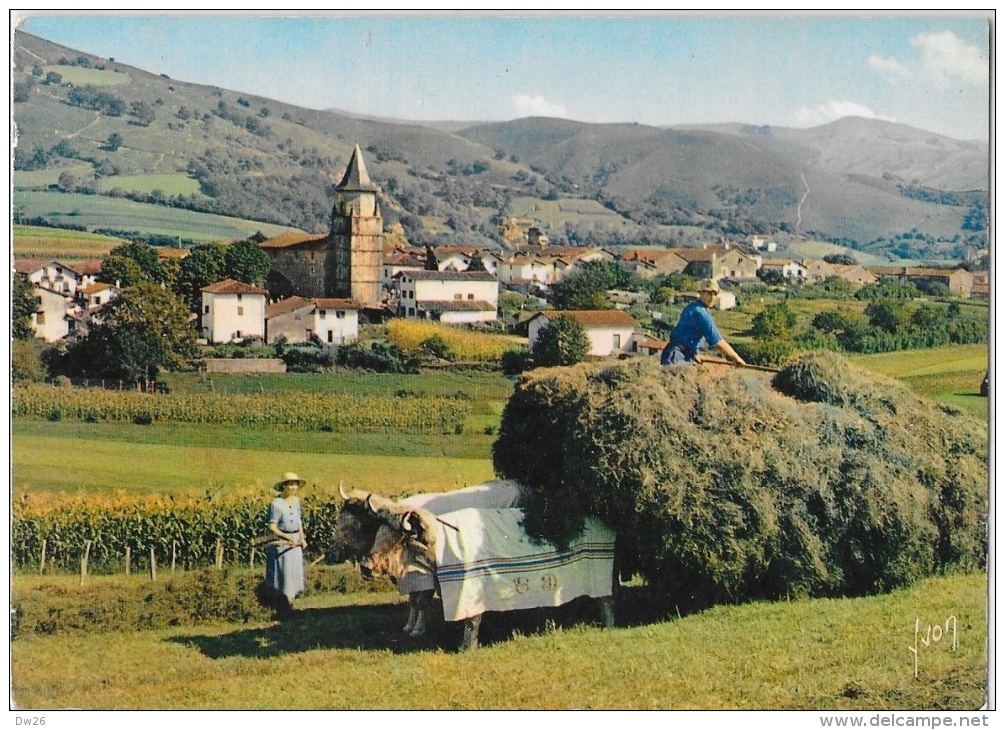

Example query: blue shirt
[664,301,722,362]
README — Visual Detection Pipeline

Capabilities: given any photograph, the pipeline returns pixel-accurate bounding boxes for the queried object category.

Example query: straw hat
[274,472,305,491]
[698,278,720,293]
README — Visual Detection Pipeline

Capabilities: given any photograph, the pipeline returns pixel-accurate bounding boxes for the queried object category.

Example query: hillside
[12,30,988,260]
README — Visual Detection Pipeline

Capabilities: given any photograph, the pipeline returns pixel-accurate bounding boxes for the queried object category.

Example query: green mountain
[13,31,988,261]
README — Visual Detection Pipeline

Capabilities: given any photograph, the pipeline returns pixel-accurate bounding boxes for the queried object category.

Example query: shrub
[493,351,987,610]
[46,407,62,422]
[132,411,154,425]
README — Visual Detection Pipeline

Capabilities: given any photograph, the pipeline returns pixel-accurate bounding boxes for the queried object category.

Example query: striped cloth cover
[433,507,616,622]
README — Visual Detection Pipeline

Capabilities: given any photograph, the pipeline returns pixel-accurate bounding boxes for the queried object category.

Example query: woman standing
[265,472,307,617]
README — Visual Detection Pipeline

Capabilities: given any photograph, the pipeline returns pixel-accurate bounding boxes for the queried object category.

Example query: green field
[13,190,305,242]
[13,224,127,260]
[96,172,202,196]
[40,65,131,87]
[13,164,96,189]
[786,239,955,268]
[507,196,626,228]
[9,571,986,709]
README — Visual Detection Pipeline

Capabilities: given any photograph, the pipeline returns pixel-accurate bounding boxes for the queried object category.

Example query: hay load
[492,351,987,610]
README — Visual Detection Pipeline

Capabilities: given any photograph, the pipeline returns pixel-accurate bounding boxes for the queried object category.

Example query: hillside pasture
[13,164,95,189]
[506,195,627,229]
[13,190,304,242]
[785,239,948,268]
[96,172,202,196]
[39,65,131,86]
[13,224,126,260]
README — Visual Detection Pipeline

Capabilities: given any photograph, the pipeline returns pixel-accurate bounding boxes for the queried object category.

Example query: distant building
[265,296,361,345]
[394,270,500,323]
[200,279,269,343]
[527,309,640,357]
[261,145,383,306]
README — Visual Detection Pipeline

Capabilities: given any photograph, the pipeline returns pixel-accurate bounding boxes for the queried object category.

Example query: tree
[865,300,909,334]
[104,132,123,151]
[12,339,46,382]
[177,244,227,310]
[102,242,164,284]
[98,255,146,288]
[44,71,62,85]
[128,100,156,126]
[823,253,859,266]
[13,80,33,103]
[751,302,798,340]
[12,275,38,340]
[224,239,271,285]
[532,315,590,367]
[73,284,199,382]
[424,244,439,271]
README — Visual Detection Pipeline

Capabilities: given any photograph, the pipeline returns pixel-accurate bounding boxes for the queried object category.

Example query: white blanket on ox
[433,507,616,623]
[395,481,530,596]
[399,480,528,515]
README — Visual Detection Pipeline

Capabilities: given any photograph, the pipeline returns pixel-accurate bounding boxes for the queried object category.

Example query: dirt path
[796,172,810,233]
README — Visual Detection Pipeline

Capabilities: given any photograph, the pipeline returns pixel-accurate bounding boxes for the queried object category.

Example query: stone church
[261,144,383,306]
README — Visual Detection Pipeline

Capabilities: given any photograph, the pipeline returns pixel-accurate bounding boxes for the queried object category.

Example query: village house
[527,309,640,357]
[28,286,76,343]
[801,259,837,283]
[870,266,975,297]
[394,270,499,323]
[265,296,361,345]
[14,259,99,296]
[77,281,121,310]
[200,279,269,343]
[381,252,426,289]
[674,245,760,281]
[830,264,878,287]
[759,258,808,280]
[617,248,689,279]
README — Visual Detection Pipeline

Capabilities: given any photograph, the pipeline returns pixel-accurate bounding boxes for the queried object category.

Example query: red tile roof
[535,309,639,328]
[201,278,269,295]
[259,232,328,249]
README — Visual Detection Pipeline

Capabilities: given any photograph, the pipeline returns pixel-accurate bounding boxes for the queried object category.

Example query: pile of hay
[492,351,987,609]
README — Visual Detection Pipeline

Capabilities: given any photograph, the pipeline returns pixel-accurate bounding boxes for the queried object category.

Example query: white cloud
[911,31,987,87]
[868,54,912,83]
[794,100,897,127]
[511,93,568,119]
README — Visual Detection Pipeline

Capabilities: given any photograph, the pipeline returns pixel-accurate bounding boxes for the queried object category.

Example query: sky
[13,11,992,141]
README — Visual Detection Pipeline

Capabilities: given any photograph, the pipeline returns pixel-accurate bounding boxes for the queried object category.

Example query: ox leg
[408,589,435,637]
[403,594,418,635]
[598,596,615,628]
[459,614,482,651]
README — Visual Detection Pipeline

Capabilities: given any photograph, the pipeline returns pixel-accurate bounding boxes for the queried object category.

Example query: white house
[14,259,98,296]
[200,279,268,343]
[265,296,361,345]
[381,253,426,289]
[527,309,640,357]
[77,281,121,310]
[760,258,808,280]
[395,270,499,323]
[30,286,75,342]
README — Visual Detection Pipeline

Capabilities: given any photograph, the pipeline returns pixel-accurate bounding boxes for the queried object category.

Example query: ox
[328,483,616,650]
[327,481,529,638]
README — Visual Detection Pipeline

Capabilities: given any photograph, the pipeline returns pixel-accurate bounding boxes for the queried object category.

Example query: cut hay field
[12,190,304,242]
[507,195,627,228]
[9,571,987,710]
[96,172,202,196]
[37,65,131,87]
[13,224,127,260]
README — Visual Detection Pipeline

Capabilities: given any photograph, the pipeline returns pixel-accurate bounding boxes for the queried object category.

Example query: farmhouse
[77,281,121,310]
[759,258,808,280]
[395,270,499,323]
[265,296,361,345]
[527,309,640,357]
[830,264,877,287]
[28,286,75,343]
[14,259,98,296]
[675,245,760,280]
[871,266,975,297]
[200,279,269,343]
[381,253,426,289]
[260,145,383,306]
[618,248,689,279]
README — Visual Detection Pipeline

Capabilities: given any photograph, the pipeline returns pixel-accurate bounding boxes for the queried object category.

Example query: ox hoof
[407,627,427,638]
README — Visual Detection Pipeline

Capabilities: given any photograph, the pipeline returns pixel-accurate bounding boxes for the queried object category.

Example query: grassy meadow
[10,571,987,709]
[13,190,303,242]
[13,224,127,261]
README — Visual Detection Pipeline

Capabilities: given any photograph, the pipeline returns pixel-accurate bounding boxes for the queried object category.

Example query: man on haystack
[660,278,746,367]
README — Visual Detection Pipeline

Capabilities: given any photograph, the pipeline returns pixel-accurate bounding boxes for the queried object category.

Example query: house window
[237,306,244,316]
[306,329,313,339]
[319,310,327,319]
[237,294,243,302]
[204,305,210,314]
[94,296,102,305]
[467,293,474,300]
[612,334,621,350]
[327,330,333,343]
[336,311,346,319]
[454,293,462,300]
[36,312,45,324]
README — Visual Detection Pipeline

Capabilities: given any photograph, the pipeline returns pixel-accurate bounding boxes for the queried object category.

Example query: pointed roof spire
[336,144,378,192]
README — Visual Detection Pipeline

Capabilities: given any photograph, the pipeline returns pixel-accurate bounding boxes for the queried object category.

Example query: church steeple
[330,144,383,306]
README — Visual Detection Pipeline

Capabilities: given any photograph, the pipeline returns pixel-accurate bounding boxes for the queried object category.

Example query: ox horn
[339,481,349,501]
[402,513,412,532]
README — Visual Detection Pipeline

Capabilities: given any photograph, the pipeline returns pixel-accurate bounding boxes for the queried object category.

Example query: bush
[46,407,62,422]
[132,411,154,425]
[493,352,987,610]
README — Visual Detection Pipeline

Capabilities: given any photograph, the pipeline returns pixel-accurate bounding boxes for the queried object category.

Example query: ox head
[325,484,395,565]
[359,507,439,583]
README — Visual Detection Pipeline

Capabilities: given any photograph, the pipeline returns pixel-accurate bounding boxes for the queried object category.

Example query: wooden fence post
[39,539,46,575]
[249,547,256,569]
[215,537,223,569]
[125,546,131,576]
[171,540,177,574]
[149,547,157,582]
[80,540,92,586]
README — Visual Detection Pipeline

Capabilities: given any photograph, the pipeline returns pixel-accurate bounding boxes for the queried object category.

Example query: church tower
[330,144,383,306]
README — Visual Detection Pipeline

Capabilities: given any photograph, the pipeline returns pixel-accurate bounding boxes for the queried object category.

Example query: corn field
[13,383,470,433]
[11,490,342,574]
[386,320,520,362]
